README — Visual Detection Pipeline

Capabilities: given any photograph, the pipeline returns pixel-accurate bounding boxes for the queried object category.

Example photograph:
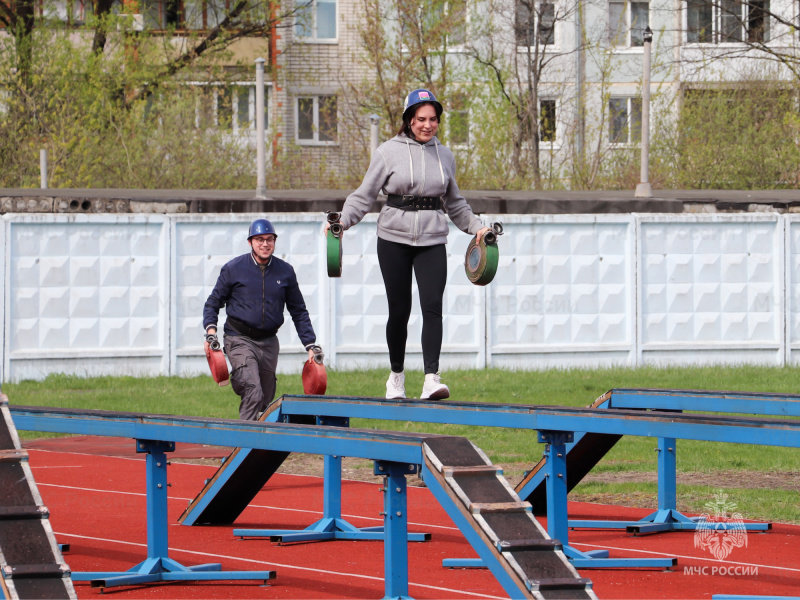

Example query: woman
[330,89,489,400]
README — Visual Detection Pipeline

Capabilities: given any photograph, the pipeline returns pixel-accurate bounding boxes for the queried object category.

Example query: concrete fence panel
[0,212,794,383]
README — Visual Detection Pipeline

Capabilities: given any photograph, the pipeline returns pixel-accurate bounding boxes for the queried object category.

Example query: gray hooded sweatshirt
[339,134,483,246]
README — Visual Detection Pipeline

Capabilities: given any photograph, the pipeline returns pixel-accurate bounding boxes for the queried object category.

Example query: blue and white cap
[402,89,443,122]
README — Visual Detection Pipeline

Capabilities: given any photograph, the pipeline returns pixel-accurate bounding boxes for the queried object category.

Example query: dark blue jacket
[203,252,316,347]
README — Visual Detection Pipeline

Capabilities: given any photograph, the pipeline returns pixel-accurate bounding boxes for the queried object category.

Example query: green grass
[4,365,800,522]
[572,482,800,525]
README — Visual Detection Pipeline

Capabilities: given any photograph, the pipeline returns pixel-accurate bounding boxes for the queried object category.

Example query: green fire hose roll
[464,223,503,286]
[326,213,343,278]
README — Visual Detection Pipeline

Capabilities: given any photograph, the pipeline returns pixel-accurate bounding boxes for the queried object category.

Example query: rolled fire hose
[326,212,343,278]
[204,335,229,387]
[302,345,327,395]
[464,222,504,286]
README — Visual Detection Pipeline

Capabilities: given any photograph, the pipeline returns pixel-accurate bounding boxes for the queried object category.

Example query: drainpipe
[255,57,267,199]
[575,0,584,169]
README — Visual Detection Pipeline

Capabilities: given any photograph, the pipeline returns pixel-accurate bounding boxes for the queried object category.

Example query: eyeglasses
[252,237,276,245]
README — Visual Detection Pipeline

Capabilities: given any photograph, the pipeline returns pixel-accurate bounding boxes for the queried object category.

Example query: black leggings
[377,238,447,374]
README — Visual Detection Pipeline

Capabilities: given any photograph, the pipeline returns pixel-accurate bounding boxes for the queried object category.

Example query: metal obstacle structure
[179,411,431,544]
[517,388,800,534]
[187,392,800,569]
[8,405,594,600]
[0,394,75,600]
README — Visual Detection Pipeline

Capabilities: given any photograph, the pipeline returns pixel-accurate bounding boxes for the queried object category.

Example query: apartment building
[271,0,798,185]
[3,0,796,185]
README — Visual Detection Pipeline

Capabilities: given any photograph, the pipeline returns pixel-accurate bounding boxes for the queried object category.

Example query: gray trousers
[224,334,279,420]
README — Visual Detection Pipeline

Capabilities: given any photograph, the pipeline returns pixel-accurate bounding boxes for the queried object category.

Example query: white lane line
[35,482,460,531]
[55,531,505,599]
[570,542,800,573]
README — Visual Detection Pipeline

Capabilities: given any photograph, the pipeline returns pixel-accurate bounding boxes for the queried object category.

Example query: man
[203,219,318,420]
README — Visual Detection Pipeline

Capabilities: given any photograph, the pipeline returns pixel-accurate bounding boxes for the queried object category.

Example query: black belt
[226,316,277,340]
[386,194,441,211]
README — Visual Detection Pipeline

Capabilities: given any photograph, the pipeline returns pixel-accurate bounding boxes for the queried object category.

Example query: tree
[0,30,263,188]
[457,0,585,187]
[348,0,467,130]
[669,80,800,188]
[0,0,297,96]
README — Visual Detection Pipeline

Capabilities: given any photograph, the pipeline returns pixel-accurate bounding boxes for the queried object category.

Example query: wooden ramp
[178,398,313,525]
[0,394,76,600]
[514,393,622,515]
[422,436,595,599]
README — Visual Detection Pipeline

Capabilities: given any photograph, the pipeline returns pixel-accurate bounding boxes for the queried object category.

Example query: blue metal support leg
[375,460,414,600]
[540,430,675,569]
[445,431,676,569]
[570,438,771,535]
[233,417,430,543]
[72,439,275,590]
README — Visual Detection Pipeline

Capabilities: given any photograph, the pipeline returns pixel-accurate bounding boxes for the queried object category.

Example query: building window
[399,0,467,49]
[540,99,556,142]
[38,0,96,24]
[447,0,468,46]
[193,84,269,133]
[424,0,467,47]
[141,0,180,28]
[515,0,555,46]
[449,110,470,145]
[609,97,642,144]
[295,0,337,41]
[609,1,649,47]
[520,99,557,143]
[138,0,264,30]
[687,0,770,44]
[296,95,338,144]
[68,0,93,24]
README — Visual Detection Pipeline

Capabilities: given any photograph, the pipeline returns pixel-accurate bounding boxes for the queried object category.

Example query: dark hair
[397,101,443,139]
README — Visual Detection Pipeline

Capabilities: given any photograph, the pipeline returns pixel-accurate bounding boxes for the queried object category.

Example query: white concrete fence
[2,212,797,382]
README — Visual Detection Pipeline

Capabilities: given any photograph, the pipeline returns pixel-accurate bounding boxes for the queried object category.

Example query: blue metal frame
[279,395,787,538]
[608,388,800,417]
[9,406,425,464]
[232,416,429,543]
[275,396,800,448]
[565,388,785,534]
[444,430,674,569]
[537,431,675,569]
[375,461,415,600]
[10,405,543,599]
[268,394,800,566]
[12,396,799,587]
[70,439,275,590]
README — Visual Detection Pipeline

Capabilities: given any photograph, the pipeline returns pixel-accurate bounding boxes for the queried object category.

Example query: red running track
[22,440,800,599]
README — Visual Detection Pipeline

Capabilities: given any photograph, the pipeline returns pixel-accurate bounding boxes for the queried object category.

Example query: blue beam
[608,389,800,417]
[9,406,425,464]
[277,396,800,449]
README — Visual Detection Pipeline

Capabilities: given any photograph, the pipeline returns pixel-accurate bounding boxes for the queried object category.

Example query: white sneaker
[386,371,406,399]
[421,372,449,400]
